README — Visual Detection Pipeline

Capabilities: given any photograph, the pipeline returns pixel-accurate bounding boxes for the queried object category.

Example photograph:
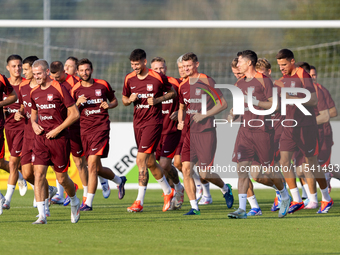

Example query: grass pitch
[0,189,340,255]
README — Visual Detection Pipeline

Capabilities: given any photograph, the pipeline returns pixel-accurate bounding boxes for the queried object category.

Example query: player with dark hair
[122,49,176,212]
[276,49,333,214]
[2,54,28,210]
[64,56,79,78]
[310,65,340,191]
[72,58,126,211]
[228,50,290,219]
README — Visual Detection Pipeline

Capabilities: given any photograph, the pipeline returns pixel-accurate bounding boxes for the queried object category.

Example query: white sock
[220,183,229,195]
[45,198,50,214]
[98,176,106,184]
[301,185,307,198]
[303,184,311,199]
[112,175,122,185]
[85,193,95,207]
[83,186,88,197]
[70,195,78,206]
[56,180,64,198]
[279,187,289,200]
[310,193,318,203]
[202,182,211,197]
[290,187,302,202]
[5,184,15,202]
[18,171,24,180]
[190,199,199,210]
[174,182,183,191]
[156,176,171,195]
[272,184,278,191]
[192,172,202,186]
[320,187,331,202]
[136,186,147,205]
[238,194,247,211]
[247,195,260,209]
[36,201,46,218]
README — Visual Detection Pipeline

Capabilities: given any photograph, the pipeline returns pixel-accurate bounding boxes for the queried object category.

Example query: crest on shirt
[147,84,153,92]
[290,81,295,87]
[95,89,102,97]
[195,88,201,96]
[250,86,255,94]
[47,94,53,101]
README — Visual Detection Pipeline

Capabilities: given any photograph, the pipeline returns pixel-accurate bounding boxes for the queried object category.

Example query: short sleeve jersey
[60,74,81,130]
[271,79,286,132]
[179,74,223,133]
[0,74,14,129]
[31,80,75,137]
[317,83,335,137]
[71,79,115,135]
[280,67,317,127]
[4,77,26,130]
[235,72,274,132]
[18,80,35,138]
[161,76,180,134]
[122,69,173,128]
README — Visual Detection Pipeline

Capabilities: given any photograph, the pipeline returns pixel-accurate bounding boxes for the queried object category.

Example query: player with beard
[50,61,112,207]
[123,49,176,212]
[71,58,126,211]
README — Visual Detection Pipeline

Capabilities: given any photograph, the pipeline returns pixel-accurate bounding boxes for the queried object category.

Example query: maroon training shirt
[71,79,116,135]
[31,80,75,137]
[123,69,173,128]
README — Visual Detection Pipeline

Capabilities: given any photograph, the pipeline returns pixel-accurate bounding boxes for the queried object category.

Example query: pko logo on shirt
[200,85,312,116]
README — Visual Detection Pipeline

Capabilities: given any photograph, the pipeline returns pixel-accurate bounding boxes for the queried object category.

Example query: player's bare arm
[329,106,338,118]
[100,95,118,109]
[45,104,80,139]
[193,97,227,123]
[169,111,178,121]
[122,93,139,106]
[284,91,318,107]
[0,90,17,108]
[14,104,25,121]
[31,108,44,135]
[177,103,186,130]
[316,109,330,125]
[147,87,177,106]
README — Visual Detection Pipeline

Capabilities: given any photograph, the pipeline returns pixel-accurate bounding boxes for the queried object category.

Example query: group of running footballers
[0,47,337,223]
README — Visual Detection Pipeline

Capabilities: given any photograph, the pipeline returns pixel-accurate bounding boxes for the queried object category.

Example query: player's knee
[159,160,170,172]
[34,171,46,181]
[173,161,182,172]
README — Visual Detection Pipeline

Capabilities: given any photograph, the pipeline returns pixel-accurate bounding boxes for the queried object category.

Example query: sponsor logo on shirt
[184,98,201,104]
[23,101,32,108]
[84,109,101,116]
[147,84,153,92]
[162,110,169,115]
[40,115,53,121]
[137,93,154,99]
[47,94,53,101]
[162,99,173,104]
[136,104,150,109]
[95,89,102,97]
[36,104,56,110]
[7,108,19,114]
[86,98,103,104]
